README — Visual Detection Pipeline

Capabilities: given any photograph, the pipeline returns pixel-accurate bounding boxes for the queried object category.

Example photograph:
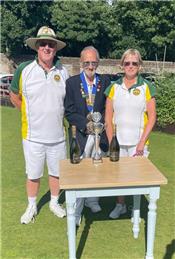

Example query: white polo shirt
[105,75,156,145]
[10,59,69,143]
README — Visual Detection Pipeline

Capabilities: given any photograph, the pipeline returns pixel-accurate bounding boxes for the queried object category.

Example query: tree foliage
[1,0,175,60]
[1,1,53,55]
[50,0,110,57]
[109,1,175,60]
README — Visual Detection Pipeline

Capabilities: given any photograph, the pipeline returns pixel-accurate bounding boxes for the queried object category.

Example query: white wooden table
[60,157,167,259]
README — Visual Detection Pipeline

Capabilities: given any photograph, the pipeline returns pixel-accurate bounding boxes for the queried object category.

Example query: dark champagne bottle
[70,125,81,164]
[109,124,120,162]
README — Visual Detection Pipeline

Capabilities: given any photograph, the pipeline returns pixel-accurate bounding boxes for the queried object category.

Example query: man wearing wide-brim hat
[10,26,69,224]
[26,26,66,52]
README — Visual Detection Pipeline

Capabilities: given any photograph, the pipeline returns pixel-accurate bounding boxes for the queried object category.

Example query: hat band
[37,34,56,39]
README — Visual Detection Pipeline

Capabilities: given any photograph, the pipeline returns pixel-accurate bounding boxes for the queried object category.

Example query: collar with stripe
[115,74,144,91]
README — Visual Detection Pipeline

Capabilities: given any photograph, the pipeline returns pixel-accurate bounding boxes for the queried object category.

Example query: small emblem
[54,75,60,81]
[133,88,140,96]
[43,27,49,34]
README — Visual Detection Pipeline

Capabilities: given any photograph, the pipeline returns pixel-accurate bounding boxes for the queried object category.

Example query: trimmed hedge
[155,73,175,129]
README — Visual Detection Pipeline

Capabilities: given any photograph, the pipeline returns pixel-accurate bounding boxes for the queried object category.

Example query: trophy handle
[93,129,102,163]
[91,112,103,163]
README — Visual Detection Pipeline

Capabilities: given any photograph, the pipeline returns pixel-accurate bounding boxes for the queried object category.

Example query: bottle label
[71,154,80,164]
[110,151,119,162]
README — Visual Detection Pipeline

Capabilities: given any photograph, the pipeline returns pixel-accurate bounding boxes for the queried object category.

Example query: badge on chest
[54,74,60,81]
[132,88,140,96]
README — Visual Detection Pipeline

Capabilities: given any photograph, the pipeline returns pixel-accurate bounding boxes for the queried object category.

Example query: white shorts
[23,139,66,180]
[120,145,150,157]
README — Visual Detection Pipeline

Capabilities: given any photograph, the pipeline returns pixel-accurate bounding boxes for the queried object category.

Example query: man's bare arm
[9,91,22,110]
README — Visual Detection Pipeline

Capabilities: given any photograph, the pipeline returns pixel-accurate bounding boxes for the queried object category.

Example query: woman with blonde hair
[105,49,156,219]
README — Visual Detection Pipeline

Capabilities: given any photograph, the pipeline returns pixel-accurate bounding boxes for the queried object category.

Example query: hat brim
[25,36,66,51]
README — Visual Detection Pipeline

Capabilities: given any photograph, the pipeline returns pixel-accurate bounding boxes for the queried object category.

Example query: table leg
[132,195,141,239]
[66,191,76,259]
[145,187,160,259]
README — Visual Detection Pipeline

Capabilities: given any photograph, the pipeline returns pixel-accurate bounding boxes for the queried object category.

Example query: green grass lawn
[1,106,175,259]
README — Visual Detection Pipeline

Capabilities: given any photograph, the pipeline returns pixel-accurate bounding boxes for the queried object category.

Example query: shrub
[155,73,175,128]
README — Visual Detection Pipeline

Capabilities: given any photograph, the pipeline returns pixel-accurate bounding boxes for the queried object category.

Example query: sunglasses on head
[83,61,98,68]
[38,41,56,49]
[123,61,139,67]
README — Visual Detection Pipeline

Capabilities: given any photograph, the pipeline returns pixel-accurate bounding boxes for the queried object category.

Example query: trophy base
[93,157,103,164]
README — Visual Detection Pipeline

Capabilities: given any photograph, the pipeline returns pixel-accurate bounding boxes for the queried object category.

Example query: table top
[60,157,167,190]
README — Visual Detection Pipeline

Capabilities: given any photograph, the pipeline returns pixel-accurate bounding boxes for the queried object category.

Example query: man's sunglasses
[83,61,98,68]
[123,61,139,67]
[37,41,56,49]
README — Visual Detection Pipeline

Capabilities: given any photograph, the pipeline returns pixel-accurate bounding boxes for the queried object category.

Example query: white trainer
[49,202,66,218]
[20,204,37,224]
[109,203,127,219]
[85,203,102,213]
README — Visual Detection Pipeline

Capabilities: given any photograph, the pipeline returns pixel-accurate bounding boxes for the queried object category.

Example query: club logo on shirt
[54,75,60,81]
[133,88,140,96]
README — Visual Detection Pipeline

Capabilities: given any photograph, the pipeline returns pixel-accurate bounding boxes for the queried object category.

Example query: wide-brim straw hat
[25,26,66,51]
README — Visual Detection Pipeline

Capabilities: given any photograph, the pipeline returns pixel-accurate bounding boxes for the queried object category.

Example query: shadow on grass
[163,239,175,259]
[37,189,66,214]
[37,190,50,214]
[76,195,149,259]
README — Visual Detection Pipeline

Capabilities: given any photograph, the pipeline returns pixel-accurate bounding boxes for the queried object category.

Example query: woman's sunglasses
[123,61,139,67]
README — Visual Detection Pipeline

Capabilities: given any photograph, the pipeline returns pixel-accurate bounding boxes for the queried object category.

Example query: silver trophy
[91,112,104,163]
